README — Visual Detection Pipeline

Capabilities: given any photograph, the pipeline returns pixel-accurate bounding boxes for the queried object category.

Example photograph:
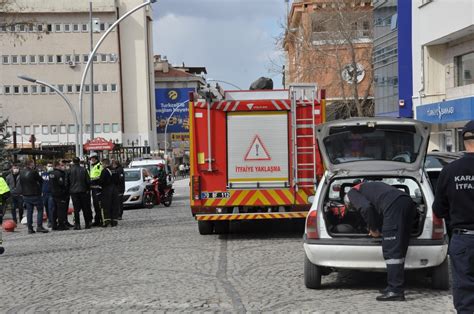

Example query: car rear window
[323,125,423,164]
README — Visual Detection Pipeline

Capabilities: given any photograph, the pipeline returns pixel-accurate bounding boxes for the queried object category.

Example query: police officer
[49,160,69,230]
[0,175,11,254]
[433,120,474,313]
[89,155,103,227]
[69,157,92,229]
[345,181,415,301]
[99,159,119,227]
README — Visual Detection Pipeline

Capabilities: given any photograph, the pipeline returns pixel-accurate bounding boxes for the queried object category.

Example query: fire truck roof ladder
[290,84,318,191]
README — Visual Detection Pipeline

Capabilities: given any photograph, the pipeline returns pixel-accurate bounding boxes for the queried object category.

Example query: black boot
[376,291,405,301]
[92,221,101,227]
[102,221,111,228]
[36,226,49,233]
[74,224,81,230]
[111,220,118,227]
[28,227,36,234]
[85,221,92,229]
[65,221,74,228]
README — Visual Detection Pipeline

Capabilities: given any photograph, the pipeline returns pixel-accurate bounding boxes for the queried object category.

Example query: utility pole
[89,2,95,152]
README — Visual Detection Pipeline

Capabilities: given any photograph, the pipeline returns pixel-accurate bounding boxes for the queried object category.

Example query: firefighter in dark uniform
[111,159,125,220]
[345,181,415,301]
[49,160,70,230]
[89,155,103,227]
[99,159,120,227]
[433,120,474,313]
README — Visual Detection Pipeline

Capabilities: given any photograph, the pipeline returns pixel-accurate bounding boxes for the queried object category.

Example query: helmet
[158,163,165,169]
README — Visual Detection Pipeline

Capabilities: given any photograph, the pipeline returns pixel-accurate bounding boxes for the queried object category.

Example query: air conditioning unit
[68,60,76,68]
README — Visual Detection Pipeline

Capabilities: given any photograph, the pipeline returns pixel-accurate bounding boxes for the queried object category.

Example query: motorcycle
[143,178,174,208]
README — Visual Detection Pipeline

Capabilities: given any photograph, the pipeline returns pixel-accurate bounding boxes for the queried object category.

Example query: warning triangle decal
[244,135,271,161]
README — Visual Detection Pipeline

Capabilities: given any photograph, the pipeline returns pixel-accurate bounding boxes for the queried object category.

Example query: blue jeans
[42,193,55,224]
[23,196,44,229]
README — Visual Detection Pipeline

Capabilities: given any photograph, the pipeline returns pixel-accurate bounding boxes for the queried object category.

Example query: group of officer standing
[0,155,125,234]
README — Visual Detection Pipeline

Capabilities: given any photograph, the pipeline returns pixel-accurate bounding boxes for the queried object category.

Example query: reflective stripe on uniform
[385,258,405,265]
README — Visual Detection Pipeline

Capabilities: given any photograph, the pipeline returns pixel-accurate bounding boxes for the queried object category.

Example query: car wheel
[431,257,449,290]
[144,194,154,209]
[304,254,322,289]
[214,221,230,234]
[198,221,214,235]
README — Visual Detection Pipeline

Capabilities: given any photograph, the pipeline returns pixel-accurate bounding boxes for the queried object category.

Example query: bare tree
[281,0,374,118]
[0,0,42,43]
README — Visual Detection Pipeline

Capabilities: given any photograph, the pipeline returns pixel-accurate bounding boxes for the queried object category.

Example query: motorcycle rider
[99,159,120,227]
[157,163,167,198]
[89,154,103,227]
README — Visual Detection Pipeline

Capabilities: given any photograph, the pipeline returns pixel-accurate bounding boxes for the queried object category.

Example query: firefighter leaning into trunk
[344,181,415,302]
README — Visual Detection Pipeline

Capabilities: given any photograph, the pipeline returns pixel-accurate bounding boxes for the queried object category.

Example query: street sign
[84,137,115,151]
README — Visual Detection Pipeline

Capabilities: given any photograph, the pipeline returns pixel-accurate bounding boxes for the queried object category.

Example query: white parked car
[304,117,449,290]
[123,168,151,207]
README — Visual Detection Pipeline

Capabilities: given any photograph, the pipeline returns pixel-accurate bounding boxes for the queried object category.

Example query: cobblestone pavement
[0,179,455,312]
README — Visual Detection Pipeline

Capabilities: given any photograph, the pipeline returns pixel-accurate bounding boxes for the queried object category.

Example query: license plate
[201,192,230,199]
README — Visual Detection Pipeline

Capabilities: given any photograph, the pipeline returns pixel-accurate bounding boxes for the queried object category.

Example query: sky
[152,0,288,90]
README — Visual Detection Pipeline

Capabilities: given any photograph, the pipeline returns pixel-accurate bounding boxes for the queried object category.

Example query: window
[20,55,27,64]
[456,52,474,86]
[73,24,80,32]
[112,123,119,133]
[29,55,36,64]
[94,84,99,92]
[82,24,88,32]
[31,85,38,94]
[37,24,44,32]
[111,84,117,92]
[54,24,62,32]
[40,86,47,94]
[83,54,89,63]
[102,84,108,92]
[28,24,35,32]
[22,85,29,94]
[51,125,58,134]
[100,22,106,31]
[103,123,111,133]
[24,126,31,135]
[15,126,22,135]
[48,55,54,63]
[0,25,6,32]
[49,87,54,93]
[67,85,73,93]
[39,55,46,63]
[47,24,52,32]
[68,124,75,134]
[85,124,91,133]
[65,55,71,62]
[56,55,62,63]
[110,54,118,62]
[4,86,11,94]
[60,125,66,134]
[18,24,26,32]
[94,124,102,133]
[58,84,64,92]
[13,86,20,94]
[64,24,71,32]
[100,54,107,62]
[75,85,81,93]
[74,54,80,63]
[2,55,8,64]
[33,125,40,134]
[85,84,90,93]
[6,126,12,134]
[11,55,18,64]
[92,55,98,62]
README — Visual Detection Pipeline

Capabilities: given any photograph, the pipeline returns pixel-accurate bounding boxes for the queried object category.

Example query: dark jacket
[49,168,69,198]
[41,171,52,194]
[69,164,90,194]
[112,166,125,194]
[100,167,118,192]
[6,172,22,195]
[19,167,43,197]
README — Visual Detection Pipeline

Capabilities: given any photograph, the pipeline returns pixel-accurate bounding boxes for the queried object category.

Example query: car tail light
[432,213,445,240]
[192,176,201,200]
[306,210,319,239]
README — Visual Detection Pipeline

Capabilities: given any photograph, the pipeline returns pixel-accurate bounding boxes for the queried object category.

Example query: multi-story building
[0,0,156,154]
[373,0,413,117]
[284,0,373,117]
[412,0,474,151]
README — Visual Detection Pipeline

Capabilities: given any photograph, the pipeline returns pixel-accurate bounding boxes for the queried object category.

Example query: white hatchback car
[123,168,151,207]
[304,117,449,290]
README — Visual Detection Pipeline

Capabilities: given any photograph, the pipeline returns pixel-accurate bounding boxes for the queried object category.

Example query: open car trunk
[322,176,427,238]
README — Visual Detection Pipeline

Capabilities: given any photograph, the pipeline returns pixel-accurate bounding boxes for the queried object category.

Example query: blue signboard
[416,96,474,124]
[155,88,194,133]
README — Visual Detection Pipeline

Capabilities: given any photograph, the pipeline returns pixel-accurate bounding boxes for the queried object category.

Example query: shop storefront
[416,96,474,152]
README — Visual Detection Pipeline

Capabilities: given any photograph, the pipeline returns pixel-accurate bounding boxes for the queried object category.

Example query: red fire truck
[189,85,326,234]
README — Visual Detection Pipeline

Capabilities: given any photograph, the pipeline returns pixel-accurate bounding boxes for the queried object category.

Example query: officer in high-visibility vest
[0,175,11,255]
[89,155,103,227]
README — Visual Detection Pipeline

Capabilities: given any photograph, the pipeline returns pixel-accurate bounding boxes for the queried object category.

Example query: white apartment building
[0,0,156,152]
[412,0,474,152]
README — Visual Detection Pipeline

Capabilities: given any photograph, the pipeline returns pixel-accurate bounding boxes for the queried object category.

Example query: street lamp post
[78,0,157,158]
[164,101,187,174]
[206,79,242,90]
[18,75,80,156]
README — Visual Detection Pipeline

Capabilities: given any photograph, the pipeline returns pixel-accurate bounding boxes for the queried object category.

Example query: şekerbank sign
[416,96,474,123]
